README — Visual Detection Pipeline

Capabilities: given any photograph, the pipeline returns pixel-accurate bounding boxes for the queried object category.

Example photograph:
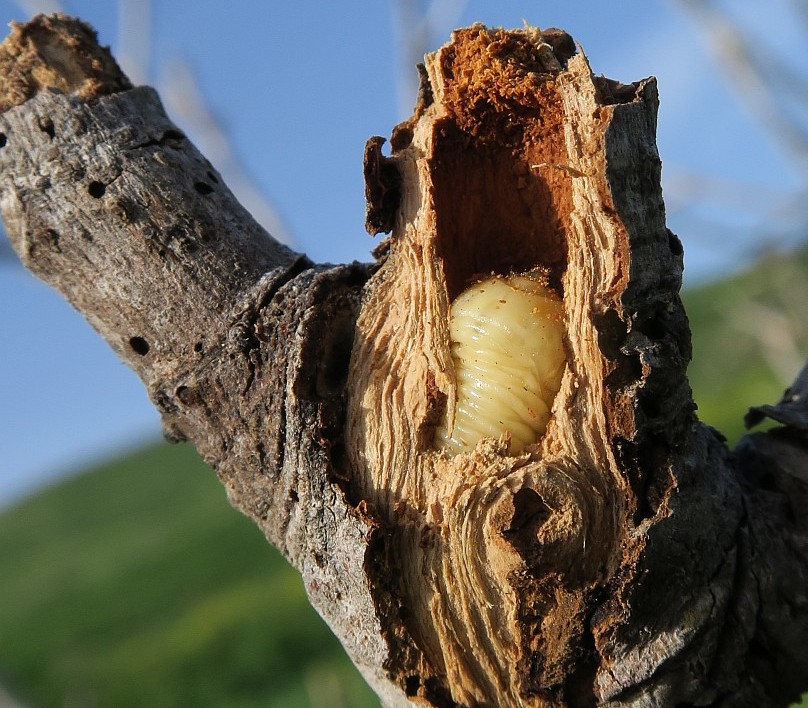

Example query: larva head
[435,273,566,456]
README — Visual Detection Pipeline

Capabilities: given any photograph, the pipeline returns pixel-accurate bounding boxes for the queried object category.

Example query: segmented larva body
[434,274,566,456]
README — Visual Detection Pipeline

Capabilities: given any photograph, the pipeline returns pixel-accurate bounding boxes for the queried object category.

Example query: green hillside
[0,246,806,706]
[684,246,808,443]
[0,443,378,708]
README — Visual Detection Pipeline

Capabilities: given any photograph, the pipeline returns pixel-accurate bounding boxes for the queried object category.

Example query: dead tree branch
[2,14,807,707]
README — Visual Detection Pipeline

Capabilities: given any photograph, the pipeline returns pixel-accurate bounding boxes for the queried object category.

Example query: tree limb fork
[2,14,807,707]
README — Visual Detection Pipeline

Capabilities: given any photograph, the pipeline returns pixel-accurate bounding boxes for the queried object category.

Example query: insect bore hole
[88,181,106,198]
[129,336,150,356]
[39,118,55,139]
[434,272,567,456]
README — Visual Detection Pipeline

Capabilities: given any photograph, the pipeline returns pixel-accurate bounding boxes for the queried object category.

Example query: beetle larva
[434,273,566,456]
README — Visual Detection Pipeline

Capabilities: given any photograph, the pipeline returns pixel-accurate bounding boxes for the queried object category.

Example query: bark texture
[2,14,808,708]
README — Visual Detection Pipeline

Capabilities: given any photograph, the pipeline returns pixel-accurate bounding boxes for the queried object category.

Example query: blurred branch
[115,2,291,245]
[730,300,806,384]
[159,59,293,246]
[117,0,151,86]
[392,0,469,117]
[392,0,428,117]
[664,168,787,217]
[664,169,808,275]
[795,2,808,38]
[1,1,294,263]
[676,0,808,171]
[11,0,62,15]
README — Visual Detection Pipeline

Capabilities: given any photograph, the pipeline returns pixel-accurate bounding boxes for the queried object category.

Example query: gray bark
[1,14,807,708]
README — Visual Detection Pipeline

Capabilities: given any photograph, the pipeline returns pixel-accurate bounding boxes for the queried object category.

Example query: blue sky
[0,0,803,507]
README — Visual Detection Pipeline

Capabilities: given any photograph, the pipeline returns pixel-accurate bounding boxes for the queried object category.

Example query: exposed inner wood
[0,14,131,112]
[347,25,695,705]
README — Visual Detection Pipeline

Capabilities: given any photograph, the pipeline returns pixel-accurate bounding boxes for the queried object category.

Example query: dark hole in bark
[0,133,6,147]
[594,308,627,360]
[129,336,150,356]
[162,128,185,142]
[612,435,653,524]
[316,312,356,397]
[206,170,219,184]
[390,124,414,150]
[405,675,420,696]
[44,228,61,251]
[194,181,214,195]
[541,28,577,65]
[640,394,661,419]
[423,676,455,707]
[39,118,55,139]
[504,488,551,569]
[594,76,640,105]
[507,488,550,536]
[363,136,401,235]
[88,181,106,198]
[180,237,199,254]
[175,385,198,406]
[604,351,643,390]
[634,434,671,522]
[328,440,352,486]
[194,341,204,353]
[667,229,683,256]
[563,627,599,708]
[637,313,667,342]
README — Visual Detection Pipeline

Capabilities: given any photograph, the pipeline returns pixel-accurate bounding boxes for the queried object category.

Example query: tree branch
[2,14,807,707]
[0,13,395,702]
